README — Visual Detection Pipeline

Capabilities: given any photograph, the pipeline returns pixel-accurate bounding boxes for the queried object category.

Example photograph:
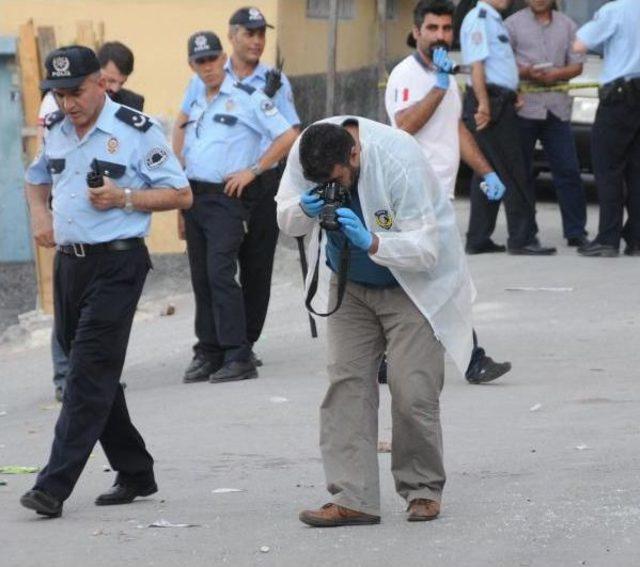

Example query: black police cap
[229,6,274,29]
[188,31,223,61]
[41,45,101,90]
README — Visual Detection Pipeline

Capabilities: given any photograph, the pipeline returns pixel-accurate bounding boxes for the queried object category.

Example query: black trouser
[591,91,640,247]
[35,246,154,501]
[463,87,538,250]
[241,168,281,344]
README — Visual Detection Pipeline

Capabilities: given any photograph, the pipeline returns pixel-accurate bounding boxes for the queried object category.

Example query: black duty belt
[57,237,145,257]
[486,84,517,103]
[189,180,226,195]
[599,77,640,104]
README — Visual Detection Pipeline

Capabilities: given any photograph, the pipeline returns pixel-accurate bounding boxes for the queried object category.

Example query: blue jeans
[518,113,587,239]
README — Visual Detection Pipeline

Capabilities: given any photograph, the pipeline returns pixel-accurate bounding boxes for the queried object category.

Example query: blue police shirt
[576,0,640,85]
[182,75,291,183]
[461,1,519,91]
[25,95,188,246]
[325,189,398,288]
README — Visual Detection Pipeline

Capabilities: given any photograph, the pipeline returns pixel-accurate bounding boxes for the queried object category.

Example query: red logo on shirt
[402,88,410,102]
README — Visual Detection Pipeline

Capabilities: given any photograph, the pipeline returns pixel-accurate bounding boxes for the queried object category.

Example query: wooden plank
[18,21,56,314]
[376,0,388,123]
[325,0,339,116]
[36,25,56,74]
[76,20,96,49]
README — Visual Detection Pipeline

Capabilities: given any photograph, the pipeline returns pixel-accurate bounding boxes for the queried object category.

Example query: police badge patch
[374,210,393,230]
[145,147,169,169]
[260,99,278,116]
[107,137,119,154]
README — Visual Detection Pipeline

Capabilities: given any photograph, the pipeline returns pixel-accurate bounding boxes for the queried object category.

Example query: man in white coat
[276,117,475,527]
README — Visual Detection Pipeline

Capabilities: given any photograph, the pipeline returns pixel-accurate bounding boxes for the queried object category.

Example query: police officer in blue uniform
[175,9,300,378]
[573,0,640,257]
[461,0,556,255]
[20,46,192,518]
[175,31,297,384]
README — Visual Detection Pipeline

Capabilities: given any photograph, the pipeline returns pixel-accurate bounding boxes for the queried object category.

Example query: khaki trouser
[320,278,445,516]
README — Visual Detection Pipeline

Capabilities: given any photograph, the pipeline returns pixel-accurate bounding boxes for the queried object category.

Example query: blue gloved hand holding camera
[336,208,373,251]
[299,189,324,218]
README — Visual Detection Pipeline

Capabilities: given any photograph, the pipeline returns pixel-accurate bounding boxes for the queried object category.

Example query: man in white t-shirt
[386,0,504,206]
[385,0,511,385]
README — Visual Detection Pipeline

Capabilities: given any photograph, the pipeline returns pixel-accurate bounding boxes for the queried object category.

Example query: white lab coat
[276,117,476,375]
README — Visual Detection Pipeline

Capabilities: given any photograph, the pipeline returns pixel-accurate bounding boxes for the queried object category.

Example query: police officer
[174,9,300,379]
[461,0,556,255]
[20,45,191,518]
[573,0,640,257]
[175,31,297,384]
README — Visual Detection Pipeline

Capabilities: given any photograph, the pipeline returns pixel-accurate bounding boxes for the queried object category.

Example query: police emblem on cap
[249,7,263,20]
[52,56,71,77]
[145,147,169,169]
[194,34,209,52]
[260,99,277,116]
[374,210,393,230]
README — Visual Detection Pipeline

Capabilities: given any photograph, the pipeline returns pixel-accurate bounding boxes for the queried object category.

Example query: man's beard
[424,40,450,61]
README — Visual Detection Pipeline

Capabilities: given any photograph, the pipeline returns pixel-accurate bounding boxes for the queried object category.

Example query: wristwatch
[249,163,263,177]
[123,188,134,213]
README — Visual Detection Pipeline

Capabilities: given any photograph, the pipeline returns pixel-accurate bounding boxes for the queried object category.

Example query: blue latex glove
[299,189,324,218]
[432,47,453,90]
[482,171,506,201]
[336,208,373,251]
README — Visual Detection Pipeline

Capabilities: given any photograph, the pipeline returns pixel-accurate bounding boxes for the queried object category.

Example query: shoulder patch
[114,106,153,132]
[479,8,487,18]
[234,82,256,95]
[44,110,64,130]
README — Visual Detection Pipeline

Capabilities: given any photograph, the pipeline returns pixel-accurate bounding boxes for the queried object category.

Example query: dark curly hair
[299,123,355,183]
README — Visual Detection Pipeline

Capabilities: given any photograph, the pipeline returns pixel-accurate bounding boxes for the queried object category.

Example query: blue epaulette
[234,82,256,95]
[43,110,64,129]
[479,8,487,18]
[114,106,153,132]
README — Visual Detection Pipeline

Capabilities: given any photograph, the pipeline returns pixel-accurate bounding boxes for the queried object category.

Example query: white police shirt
[461,0,519,91]
[576,0,640,85]
[276,117,476,375]
[385,53,462,200]
[182,75,291,183]
[26,95,188,246]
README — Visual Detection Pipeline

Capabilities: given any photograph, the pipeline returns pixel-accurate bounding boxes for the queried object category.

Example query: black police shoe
[209,360,258,383]
[466,355,512,384]
[577,241,619,257]
[95,481,158,506]
[183,355,222,383]
[567,235,589,248]
[465,240,506,255]
[250,350,263,367]
[624,243,640,257]
[507,241,556,256]
[20,489,63,518]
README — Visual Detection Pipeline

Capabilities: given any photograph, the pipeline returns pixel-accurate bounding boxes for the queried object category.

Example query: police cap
[41,45,101,90]
[188,31,223,62]
[229,6,274,29]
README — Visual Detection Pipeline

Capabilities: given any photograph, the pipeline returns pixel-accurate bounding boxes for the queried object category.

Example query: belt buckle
[72,243,86,258]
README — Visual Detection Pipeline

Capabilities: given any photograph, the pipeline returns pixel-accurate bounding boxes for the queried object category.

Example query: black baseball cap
[229,6,274,29]
[188,31,223,61]
[41,45,101,90]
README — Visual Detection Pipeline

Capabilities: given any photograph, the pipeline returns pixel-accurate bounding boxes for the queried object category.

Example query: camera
[314,181,350,231]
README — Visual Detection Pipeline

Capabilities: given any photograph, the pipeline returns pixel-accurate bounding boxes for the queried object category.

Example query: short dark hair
[413,0,455,27]
[97,41,135,76]
[299,123,355,183]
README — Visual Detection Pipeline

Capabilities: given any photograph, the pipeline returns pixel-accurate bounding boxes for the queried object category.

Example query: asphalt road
[1,202,639,567]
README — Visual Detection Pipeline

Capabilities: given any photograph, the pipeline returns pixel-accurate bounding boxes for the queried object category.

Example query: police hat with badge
[229,6,274,30]
[188,31,224,62]
[41,45,101,90]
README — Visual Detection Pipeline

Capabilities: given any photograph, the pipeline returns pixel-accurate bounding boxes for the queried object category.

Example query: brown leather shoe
[299,503,380,527]
[407,499,440,522]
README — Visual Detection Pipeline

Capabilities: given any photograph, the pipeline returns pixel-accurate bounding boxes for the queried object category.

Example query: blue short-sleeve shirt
[25,96,188,245]
[576,0,640,84]
[461,1,519,91]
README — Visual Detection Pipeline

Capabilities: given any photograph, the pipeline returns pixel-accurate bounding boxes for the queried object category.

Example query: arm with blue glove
[336,208,378,253]
[299,189,324,218]
[481,171,506,201]
[432,47,454,90]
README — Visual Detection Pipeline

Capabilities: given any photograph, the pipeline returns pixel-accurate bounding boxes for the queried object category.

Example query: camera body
[314,181,350,231]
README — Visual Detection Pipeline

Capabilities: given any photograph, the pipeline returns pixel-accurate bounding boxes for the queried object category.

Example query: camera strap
[304,230,350,317]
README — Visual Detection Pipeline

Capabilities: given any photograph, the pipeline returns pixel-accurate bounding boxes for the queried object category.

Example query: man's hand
[299,189,324,218]
[88,176,126,211]
[177,211,186,240]
[482,172,506,201]
[336,208,373,252]
[475,103,491,131]
[432,47,453,90]
[31,210,55,248]
[224,169,256,198]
